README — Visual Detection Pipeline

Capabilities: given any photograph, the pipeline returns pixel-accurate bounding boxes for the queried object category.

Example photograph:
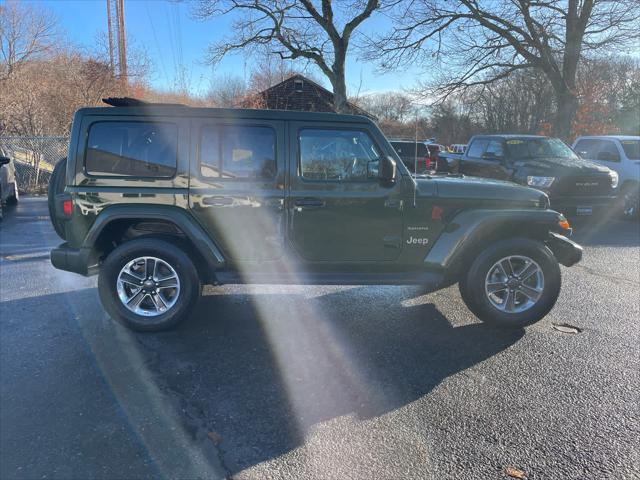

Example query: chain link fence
[0,136,68,194]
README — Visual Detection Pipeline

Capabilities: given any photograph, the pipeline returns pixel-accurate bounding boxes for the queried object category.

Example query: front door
[461,138,510,180]
[288,123,404,263]
[189,118,285,265]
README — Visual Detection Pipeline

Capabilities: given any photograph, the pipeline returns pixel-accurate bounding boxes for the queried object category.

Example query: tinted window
[300,129,381,181]
[200,125,276,179]
[597,140,620,162]
[86,122,177,177]
[485,140,504,157]
[574,139,600,159]
[391,142,428,157]
[467,139,489,158]
[621,140,640,160]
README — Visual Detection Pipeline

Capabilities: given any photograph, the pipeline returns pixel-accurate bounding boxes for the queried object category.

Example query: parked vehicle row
[438,135,639,219]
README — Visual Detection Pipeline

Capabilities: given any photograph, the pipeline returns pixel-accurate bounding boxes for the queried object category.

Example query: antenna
[413,109,418,208]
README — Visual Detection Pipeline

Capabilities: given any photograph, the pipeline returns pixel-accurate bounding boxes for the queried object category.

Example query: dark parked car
[389,140,433,174]
[48,102,581,332]
[439,135,618,216]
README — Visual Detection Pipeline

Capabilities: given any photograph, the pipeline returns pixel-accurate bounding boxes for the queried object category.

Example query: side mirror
[380,156,396,183]
[597,151,619,162]
[0,156,10,166]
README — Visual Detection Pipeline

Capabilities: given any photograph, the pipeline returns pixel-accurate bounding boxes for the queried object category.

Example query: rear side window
[392,142,428,157]
[85,121,177,177]
[466,139,488,158]
[200,125,276,179]
[621,140,640,160]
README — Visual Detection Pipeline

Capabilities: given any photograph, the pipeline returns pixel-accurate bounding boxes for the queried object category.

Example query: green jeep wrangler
[48,100,582,331]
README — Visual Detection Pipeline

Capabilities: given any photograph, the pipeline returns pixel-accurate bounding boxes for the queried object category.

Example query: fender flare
[424,208,564,271]
[84,204,226,270]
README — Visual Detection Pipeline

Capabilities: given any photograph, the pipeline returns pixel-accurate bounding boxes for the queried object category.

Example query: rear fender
[84,204,226,272]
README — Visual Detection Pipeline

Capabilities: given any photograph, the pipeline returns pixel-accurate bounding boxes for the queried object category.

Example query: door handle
[294,198,325,210]
[202,196,233,206]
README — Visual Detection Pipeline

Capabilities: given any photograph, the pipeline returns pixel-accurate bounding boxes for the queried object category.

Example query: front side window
[467,139,489,158]
[86,121,177,177]
[485,140,504,158]
[574,139,600,159]
[299,129,381,181]
[200,125,276,179]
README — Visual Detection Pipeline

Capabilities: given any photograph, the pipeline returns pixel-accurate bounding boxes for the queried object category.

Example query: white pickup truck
[572,136,640,218]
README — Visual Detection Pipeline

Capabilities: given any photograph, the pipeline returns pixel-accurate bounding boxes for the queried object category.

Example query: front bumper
[550,195,617,211]
[546,232,583,267]
[50,243,97,276]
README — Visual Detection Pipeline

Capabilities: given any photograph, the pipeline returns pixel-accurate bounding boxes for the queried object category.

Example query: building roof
[252,74,375,119]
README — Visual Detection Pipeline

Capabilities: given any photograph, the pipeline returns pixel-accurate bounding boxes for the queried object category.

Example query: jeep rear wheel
[459,238,561,328]
[98,238,201,331]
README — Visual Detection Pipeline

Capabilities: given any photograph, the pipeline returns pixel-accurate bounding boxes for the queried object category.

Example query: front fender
[424,208,566,271]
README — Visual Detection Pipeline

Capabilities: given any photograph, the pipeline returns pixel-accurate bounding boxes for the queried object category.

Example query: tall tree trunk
[554,88,579,140]
[332,75,348,113]
[331,48,349,113]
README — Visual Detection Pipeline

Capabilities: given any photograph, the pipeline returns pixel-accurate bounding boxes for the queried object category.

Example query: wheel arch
[425,209,564,279]
[85,205,225,282]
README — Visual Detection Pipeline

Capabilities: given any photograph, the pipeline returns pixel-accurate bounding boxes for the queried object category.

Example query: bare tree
[0,0,59,80]
[206,73,248,107]
[373,0,640,138]
[194,0,383,113]
[357,92,416,123]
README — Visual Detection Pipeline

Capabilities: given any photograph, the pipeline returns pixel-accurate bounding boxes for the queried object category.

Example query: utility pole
[106,0,127,86]
[106,0,115,76]
[116,0,127,84]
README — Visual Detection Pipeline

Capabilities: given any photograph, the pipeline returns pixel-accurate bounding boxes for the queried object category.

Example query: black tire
[98,237,201,332]
[621,183,639,220]
[459,238,561,329]
[48,157,67,240]
[6,181,18,206]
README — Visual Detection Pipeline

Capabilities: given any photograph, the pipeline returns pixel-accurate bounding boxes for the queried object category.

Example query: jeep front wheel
[98,238,201,331]
[459,238,561,328]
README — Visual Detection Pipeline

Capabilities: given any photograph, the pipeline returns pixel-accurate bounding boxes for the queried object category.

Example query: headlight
[609,171,619,189]
[527,176,555,188]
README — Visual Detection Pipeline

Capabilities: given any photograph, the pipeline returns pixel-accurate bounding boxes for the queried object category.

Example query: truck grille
[552,174,612,197]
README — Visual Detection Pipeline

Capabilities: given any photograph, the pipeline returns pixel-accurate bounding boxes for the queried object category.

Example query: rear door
[287,122,404,263]
[189,118,286,265]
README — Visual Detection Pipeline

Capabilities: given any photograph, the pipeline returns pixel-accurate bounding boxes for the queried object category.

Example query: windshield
[506,138,578,160]
[621,140,640,160]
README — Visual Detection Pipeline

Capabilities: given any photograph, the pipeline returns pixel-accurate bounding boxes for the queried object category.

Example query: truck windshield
[620,140,639,160]
[506,138,578,160]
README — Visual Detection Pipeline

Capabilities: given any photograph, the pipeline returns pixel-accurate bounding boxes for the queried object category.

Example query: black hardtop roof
[75,105,374,124]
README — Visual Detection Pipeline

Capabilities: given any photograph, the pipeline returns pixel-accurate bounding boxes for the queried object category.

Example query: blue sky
[29,0,423,96]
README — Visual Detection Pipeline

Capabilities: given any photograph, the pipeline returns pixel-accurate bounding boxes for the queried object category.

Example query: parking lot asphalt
[1,196,638,480]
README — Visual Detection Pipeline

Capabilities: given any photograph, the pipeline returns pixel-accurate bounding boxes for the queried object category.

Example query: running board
[213,270,445,287]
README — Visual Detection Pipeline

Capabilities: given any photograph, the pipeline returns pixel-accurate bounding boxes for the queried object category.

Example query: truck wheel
[621,184,639,220]
[98,238,201,332]
[459,238,561,328]
[6,180,18,205]
[48,157,67,240]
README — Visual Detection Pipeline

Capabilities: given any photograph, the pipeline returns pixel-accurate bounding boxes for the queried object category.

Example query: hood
[419,175,548,208]
[513,156,611,175]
